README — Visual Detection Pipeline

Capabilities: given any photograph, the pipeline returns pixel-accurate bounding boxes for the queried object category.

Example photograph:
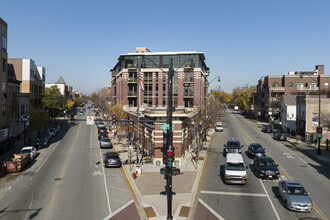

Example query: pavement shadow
[271,186,284,207]
[308,162,330,181]
[248,164,259,178]
[219,165,226,184]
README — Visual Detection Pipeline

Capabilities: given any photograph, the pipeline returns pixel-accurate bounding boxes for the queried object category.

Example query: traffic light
[163,131,168,164]
[167,146,174,167]
[112,114,116,126]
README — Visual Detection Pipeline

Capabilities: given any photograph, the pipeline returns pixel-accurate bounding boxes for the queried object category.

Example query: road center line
[201,190,267,197]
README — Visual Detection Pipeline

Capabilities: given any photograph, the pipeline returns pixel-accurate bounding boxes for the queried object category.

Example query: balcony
[297,87,319,91]
[128,77,137,83]
[270,87,285,91]
[184,91,194,97]
[184,77,194,83]
[128,91,137,97]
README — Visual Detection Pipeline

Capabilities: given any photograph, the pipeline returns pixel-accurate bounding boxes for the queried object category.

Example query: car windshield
[252,145,263,150]
[227,141,240,148]
[102,138,110,142]
[49,128,55,132]
[226,162,245,171]
[21,149,31,153]
[260,159,276,166]
[287,186,308,196]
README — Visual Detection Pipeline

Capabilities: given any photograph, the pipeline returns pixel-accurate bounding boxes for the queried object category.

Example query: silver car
[100,137,112,148]
[278,181,313,212]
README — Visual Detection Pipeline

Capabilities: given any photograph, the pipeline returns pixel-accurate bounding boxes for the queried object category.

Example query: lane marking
[287,149,308,164]
[201,191,267,197]
[24,192,33,220]
[49,195,55,209]
[36,140,61,173]
[259,179,281,220]
[240,126,327,220]
[108,186,128,191]
[97,128,112,215]
[198,198,225,220]
[313,202,328,220]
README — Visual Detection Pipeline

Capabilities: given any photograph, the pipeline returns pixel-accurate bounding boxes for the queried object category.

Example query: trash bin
[133,173,137,179]
[136,165,142,176]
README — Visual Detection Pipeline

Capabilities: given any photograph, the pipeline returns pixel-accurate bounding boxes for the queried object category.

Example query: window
[2,36,7,50]
[288,82,293,87]
[325,83,329,89]
[310,83,316,89]
[297,83,304,89]
[272,82,279,87]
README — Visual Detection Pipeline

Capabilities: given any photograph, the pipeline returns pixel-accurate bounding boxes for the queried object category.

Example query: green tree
[29,110,49,132]
[213,91,231,103]
[42,85,64,119]
[231,84,256,111]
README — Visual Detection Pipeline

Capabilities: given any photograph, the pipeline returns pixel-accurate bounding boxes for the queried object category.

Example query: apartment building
[254,65,330,121]
[0,17,8,150]
[8,58,45,112]
[110,48,210,165]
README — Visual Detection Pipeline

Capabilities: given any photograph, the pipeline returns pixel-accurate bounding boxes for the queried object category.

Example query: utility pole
[137,57,141,164]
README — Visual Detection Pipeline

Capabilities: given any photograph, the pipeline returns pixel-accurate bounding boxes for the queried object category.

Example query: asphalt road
[195,108,330,220]
[0,105,137,220]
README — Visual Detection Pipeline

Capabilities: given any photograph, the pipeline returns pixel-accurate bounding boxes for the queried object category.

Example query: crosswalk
[261,175,287,182]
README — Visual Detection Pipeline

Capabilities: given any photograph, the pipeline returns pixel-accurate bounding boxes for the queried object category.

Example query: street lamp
[300,73,322,155]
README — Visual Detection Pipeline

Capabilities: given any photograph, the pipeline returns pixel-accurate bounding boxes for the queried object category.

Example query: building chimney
[315,65,324,75]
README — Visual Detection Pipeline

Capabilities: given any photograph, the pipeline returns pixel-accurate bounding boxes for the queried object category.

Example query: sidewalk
[110,130,214,220]
[252,120,330,166]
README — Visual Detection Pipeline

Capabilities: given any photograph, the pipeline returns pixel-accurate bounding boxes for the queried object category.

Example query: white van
[225,153,247,185]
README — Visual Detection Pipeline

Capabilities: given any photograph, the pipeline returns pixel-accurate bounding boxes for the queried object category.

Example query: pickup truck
[1,153,31,173]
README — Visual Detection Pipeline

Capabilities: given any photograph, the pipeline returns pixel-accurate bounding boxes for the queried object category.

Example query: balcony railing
[297,87,319,91]
[128,77,137,83]
[270,87,285,91]
[128,91,137,96]
[184,92,194,97]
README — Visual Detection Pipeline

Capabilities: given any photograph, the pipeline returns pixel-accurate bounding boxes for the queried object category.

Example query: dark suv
[224,140,243,155]
[262,125,272,133]
[253,156,279,179]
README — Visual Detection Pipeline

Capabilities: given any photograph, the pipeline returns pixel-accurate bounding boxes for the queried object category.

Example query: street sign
[268,108,272,116]
[317,133,323,138]
[161,124,174,130]
[87,116,94,125]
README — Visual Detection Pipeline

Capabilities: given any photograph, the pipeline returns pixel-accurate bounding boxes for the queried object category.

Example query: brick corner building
[109,48,210,165]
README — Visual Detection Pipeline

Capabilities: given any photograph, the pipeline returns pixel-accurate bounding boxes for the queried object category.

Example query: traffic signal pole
[166,58,174,220]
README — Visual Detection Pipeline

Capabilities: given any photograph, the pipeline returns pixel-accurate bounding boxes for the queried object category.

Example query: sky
[1,0,330,95]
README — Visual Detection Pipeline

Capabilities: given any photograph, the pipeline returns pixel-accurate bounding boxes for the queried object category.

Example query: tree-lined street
[195,108,329,220]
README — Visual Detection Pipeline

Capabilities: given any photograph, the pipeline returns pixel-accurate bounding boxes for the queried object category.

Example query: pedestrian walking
[314,138,318,149]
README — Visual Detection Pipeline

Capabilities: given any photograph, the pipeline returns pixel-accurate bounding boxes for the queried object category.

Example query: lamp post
[300,73,322,155]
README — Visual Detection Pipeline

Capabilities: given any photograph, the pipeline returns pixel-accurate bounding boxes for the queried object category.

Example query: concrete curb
[187,130,215,220]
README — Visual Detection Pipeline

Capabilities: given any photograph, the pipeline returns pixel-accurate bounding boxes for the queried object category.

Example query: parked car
[248,143,266,158]
[100,137,112,148]
[253,156,280,179]
[41,132,51,142]
[104,152,121,168]
[234,106,239,111]
[79,111,85,116]
[98,131,108,140]
[262,125,272,133]
[35,137,48,149]
[48,128,56,137]
[21,146,37,160]
[97,122,105,129]
[273,133,287,141]
[224,139,243,155]
[54,125,60,133]
[278,180,313,212]
[98,128,108,134]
